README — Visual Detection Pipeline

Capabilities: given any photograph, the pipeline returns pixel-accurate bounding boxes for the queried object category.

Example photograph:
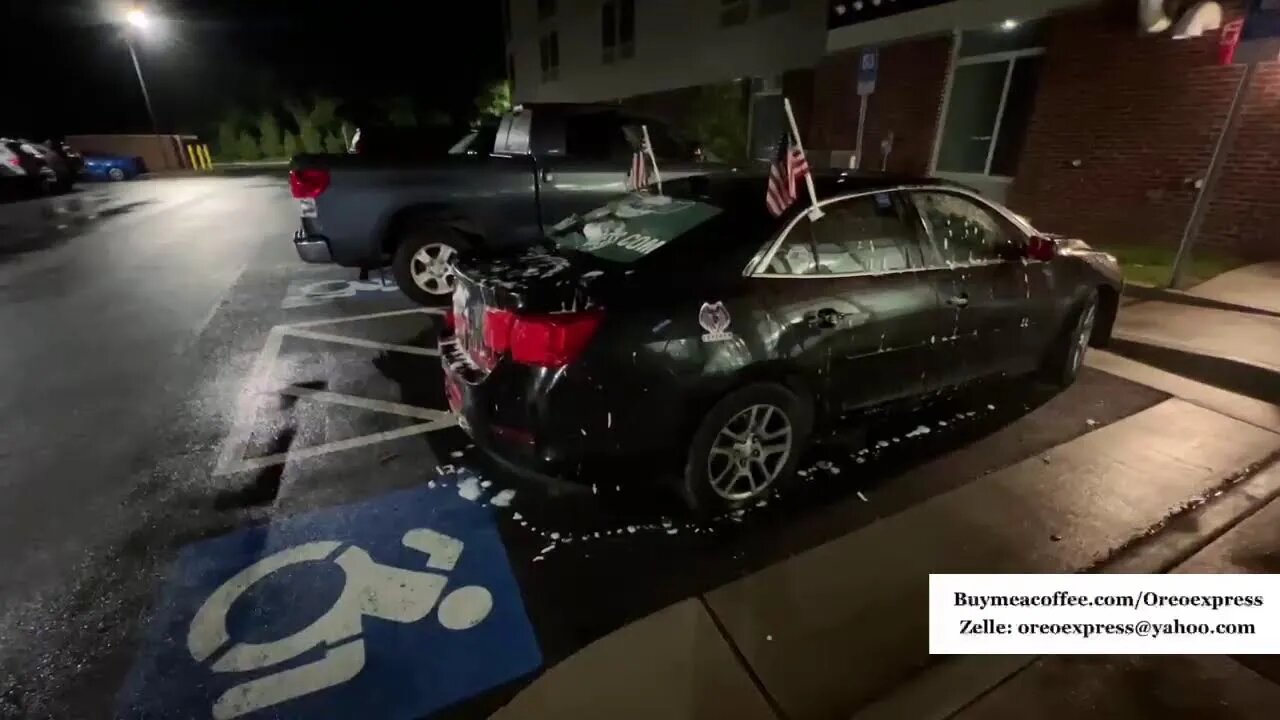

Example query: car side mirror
[1026,234,1057,262]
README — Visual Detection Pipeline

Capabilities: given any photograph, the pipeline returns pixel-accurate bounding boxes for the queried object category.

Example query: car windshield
[547,193,723,263]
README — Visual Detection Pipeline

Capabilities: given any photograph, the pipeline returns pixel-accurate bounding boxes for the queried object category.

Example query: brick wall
[1009,0,1280,259]
[810,34,952,174]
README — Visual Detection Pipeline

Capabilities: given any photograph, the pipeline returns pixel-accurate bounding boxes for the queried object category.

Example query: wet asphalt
[0,176,1171,719]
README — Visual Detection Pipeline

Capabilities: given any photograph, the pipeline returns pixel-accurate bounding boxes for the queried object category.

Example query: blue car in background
[81,153,145,182]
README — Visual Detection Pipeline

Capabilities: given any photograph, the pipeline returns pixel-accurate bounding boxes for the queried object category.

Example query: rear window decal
[551,193,722,263]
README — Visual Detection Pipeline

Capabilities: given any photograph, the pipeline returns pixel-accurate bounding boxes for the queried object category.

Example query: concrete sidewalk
[491,391,1280,719]
[1110,262,1280,405]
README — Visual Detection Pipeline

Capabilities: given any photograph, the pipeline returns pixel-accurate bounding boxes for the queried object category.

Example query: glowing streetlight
[125,8,150,29]
[1000,18,1020,31]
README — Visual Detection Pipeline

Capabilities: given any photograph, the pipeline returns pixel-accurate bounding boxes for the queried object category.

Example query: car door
[906,189,1053,385]
[752,191,948,414]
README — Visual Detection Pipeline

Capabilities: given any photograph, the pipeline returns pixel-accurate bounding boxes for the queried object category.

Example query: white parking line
[213,309,452,476]
[284,328,441,357]
[280,386,446,420]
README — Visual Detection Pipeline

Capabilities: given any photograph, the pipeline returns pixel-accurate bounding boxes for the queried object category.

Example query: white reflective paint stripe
[222,420,457,474]
[278,386,449,421]
[283,328,441,357]
[285,306,444,329]
[214,327,287,475]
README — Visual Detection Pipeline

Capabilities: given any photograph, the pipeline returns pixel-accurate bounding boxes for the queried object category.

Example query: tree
[236,130,261,161]
[257,111,284,158]
[282,131,300,159]
[690,82,749,165]
[384,97,418,128]
[474,80,512,120]
[298,119,323,154]
[215,118,241,162]
[323,132,347,154]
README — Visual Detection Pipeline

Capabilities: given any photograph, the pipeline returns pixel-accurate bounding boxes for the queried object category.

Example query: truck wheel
[392,227,470,306]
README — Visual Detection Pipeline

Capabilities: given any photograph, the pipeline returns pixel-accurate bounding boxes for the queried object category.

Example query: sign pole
[1170,61,1256,288]
[855,95,868,170]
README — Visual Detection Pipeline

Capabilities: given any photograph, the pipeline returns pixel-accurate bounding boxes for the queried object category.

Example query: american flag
[766,131,810,217]
[628,147,649,191]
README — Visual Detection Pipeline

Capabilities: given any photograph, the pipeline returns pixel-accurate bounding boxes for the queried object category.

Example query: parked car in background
[440,172,1123,512]
[0,139,67,195]
[289,104,720,305]
[81,153,145,182]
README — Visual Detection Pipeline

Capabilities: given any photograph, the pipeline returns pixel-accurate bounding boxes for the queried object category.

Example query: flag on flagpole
[628,146,648,191]
[766,130,811,217]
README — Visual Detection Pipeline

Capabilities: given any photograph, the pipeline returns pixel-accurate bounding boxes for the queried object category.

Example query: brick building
[809,0,1280,258]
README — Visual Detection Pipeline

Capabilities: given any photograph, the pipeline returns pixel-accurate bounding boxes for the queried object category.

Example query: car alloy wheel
[706,403,793,501]
[409,242,457,296]
[1069,298,1097,374]
[107,167,126,181]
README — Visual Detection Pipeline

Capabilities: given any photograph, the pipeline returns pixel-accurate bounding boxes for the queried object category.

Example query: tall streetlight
[123,8,159,134]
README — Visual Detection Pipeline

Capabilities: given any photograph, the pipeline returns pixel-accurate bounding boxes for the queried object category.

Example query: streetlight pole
[123,8,159,134]
[125,36,159,135]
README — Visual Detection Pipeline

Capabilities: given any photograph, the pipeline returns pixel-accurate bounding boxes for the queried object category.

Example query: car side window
[564,111,632,160]
[909,191,1013,266]
[765,192,921,276]
[622,119,694,161]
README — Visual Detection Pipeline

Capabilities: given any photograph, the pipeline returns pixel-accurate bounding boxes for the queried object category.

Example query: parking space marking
[214,308,451,476]
[279,385,446,420]
[284,328,440,357]
[118,484,541,720]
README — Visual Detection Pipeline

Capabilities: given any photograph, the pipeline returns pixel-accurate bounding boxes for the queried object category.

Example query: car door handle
[946,294,970,308]
[805,307,846,328]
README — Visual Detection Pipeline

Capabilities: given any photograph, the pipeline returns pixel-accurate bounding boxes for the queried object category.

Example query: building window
[619,0,634,58]
[935,25,1045,178]
[721,0,749,27]
[602,0,635,64]
[538,0,556,20]
[759,0,790,16]
[540,32,560,82]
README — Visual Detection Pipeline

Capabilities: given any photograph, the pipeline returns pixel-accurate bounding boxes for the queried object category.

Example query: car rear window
[548,193,723,263]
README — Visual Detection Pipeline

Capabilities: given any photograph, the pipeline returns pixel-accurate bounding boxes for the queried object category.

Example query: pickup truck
[290,103,721,304]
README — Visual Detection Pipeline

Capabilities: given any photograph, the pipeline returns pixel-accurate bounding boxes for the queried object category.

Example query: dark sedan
[440,172,1122,511]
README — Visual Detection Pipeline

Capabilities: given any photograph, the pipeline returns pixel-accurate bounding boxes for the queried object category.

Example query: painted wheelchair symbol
[187,529,493,719]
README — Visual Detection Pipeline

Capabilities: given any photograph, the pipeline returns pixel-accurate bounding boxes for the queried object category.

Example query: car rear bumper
[440,334,677,486]
[293,227,333,263]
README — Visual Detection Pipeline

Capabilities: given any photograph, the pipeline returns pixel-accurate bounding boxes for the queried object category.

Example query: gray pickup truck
[290,103,719,304]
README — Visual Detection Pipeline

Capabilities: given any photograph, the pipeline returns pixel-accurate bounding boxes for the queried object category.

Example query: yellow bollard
[200,144,213,170]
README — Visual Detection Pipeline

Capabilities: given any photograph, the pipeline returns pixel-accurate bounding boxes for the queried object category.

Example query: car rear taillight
[480,309,603,368]
[289,168,330,199]
[442,308,456,331]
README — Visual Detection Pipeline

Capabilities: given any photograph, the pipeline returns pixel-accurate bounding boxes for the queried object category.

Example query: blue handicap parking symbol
[118,483,541,719]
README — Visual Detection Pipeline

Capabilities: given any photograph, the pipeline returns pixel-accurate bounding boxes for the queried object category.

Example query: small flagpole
[783,97,822,219]
[641,124,663,194]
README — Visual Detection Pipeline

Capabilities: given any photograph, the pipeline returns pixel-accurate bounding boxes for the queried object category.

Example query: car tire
[1041,288,1099,388]
[107,167,126,182]
[680,383,812,514]
[391,226,470,306]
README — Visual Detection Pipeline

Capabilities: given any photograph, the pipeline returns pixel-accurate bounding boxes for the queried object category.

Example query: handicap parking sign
[118,482,541,719]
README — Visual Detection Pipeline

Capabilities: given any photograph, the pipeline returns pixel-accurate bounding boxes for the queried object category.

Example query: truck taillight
[289,168,330,199]
[481,309,603,368]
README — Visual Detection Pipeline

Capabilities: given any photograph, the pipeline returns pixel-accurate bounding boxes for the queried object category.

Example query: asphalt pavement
[0,176,1251,720]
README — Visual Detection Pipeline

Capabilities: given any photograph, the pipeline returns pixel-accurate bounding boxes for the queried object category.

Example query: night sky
[4,0,505,138]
